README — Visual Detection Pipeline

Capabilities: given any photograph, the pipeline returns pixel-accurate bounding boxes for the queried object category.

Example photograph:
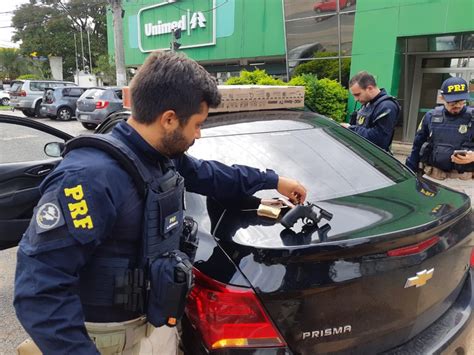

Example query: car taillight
[470,248,474,268]
[96,100,109,109]
[186,268,286,350]
[387,236,440,257]
[19,90,26,97]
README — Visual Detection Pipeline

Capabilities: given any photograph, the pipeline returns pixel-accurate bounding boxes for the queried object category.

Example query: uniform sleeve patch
[35,201,65,234]
[63,184,94,230]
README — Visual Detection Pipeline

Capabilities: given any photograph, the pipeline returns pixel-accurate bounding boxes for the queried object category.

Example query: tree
[0,48,29,80]
[11,0,108,81]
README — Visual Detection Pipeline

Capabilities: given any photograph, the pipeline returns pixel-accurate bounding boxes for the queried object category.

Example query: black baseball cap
[440,77,470,102]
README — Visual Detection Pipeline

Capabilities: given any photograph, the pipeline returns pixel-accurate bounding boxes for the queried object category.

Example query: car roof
[203,109,334,137]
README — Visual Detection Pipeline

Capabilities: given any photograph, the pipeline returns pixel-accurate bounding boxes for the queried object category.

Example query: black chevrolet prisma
[0,106,472,354]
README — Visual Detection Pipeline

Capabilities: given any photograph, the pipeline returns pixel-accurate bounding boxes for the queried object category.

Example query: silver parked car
[9,80,76,117]
[40,86,90,121]
[75,87,123,130]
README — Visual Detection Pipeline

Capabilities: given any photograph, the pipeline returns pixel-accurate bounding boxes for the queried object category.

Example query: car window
[0,122,64,163]
[30,82,49,91]
[189,122,411,202]
[68,88,85,97]
[114,90,123,100]
[82,89,106,99]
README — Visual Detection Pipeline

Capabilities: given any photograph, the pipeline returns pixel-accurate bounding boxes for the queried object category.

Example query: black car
[0,109,472,354]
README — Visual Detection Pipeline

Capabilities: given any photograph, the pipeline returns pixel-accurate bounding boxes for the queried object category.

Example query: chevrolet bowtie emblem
[404,268,434,288]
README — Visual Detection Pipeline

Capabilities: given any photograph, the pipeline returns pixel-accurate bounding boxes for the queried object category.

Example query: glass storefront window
[284,0,318,20]
[286,15,338,53]
[340,12,355,55]
[428,35,461,51]
[462,33,474,50]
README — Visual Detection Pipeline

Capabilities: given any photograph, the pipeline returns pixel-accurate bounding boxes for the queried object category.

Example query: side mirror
[44,142,65,157]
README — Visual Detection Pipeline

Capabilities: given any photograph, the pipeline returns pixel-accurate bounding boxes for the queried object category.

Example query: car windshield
[189,117,411,202]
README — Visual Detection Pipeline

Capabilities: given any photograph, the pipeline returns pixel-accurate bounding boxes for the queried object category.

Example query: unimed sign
[138,0,216,52]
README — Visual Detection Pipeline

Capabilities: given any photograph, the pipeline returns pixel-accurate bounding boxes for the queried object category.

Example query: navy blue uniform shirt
[349,89,400,151]
[14,121,279,355]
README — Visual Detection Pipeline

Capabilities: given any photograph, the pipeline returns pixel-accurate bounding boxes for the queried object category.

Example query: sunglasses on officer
[445,99,466,108]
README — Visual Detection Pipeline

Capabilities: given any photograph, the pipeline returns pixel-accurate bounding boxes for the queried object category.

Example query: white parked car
[0,90,10,106]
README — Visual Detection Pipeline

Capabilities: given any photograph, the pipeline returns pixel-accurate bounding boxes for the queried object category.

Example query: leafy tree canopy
[11,0,108,81]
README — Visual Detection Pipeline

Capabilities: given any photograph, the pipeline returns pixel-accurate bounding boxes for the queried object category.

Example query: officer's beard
[161,128,194,159]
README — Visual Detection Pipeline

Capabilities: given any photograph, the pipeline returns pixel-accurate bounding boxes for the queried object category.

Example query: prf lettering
[447,84,466,93]
[64,184,94,229]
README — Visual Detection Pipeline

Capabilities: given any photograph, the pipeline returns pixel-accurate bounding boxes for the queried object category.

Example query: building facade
[108,0,287,82]
[108,0,473,142]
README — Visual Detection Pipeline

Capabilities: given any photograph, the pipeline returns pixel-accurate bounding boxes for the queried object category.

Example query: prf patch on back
[63,184,94,229]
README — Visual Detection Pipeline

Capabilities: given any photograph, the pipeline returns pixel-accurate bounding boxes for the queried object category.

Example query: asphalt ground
[0,111,472,354]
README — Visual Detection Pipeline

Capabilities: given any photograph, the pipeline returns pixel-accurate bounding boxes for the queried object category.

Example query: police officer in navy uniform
[342,71,401,151]
[406,77,473,180]
[13,51,307,355]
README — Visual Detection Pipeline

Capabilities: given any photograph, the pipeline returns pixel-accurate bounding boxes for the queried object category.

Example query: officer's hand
[340,123,350,128]
[277,176,307,204]
[451,151,474,164]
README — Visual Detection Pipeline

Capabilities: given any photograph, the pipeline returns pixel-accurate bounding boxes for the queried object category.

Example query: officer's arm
[174,154,279,198]
[405,114,431,171]
[349,101,399,149]
[14,167,120,355]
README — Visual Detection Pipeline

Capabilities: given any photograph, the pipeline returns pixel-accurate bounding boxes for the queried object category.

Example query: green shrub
[313,78,348,122]
[293,52,351,87]
[16,73,42,80]
[225,69,281,85]
[288,74,318,110]
[226,70,349,121]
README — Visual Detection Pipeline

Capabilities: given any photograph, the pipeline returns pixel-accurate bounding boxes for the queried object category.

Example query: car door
[0,114,72,250]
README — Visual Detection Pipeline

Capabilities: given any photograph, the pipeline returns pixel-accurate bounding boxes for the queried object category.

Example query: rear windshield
[10,81,23,92]
[189,119,411,201]
[82,89,108,99]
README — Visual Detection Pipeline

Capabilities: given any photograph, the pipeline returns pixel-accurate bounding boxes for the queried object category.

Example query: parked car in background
[0,90,10,106]
[40,86,90,121]
[313,0,356,13]
[75,87,123,130]
[9,80,76,117]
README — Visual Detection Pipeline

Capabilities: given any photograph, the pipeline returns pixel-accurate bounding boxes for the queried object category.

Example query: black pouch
[146,250,193,327]
[431,143,454,171]
[180,217,199,263]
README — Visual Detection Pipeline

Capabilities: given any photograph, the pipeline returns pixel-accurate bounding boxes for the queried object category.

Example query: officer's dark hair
[130,51,221,125]
[349,71,378,89]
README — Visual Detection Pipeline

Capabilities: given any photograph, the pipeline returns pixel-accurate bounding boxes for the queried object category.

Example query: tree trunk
[109,0,127,86]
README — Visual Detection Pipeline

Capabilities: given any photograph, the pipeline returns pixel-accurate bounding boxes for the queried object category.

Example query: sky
[0,0,31,48]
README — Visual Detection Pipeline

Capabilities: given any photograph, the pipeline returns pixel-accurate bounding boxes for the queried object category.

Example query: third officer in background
[342,71,401,151]
[406,77,473,180]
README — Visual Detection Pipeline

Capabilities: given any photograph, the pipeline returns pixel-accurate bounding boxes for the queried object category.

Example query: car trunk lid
[212,181,472,354]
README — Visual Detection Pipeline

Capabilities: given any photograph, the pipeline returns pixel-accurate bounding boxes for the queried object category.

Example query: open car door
[0,114,72,250]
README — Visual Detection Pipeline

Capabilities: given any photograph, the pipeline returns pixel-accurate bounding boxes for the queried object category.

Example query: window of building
[283,0,356,86]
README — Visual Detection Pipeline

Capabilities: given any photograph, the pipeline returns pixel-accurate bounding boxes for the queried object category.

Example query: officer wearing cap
[341,71,401,151]
[406,77,473,180]
[13,51,307,355]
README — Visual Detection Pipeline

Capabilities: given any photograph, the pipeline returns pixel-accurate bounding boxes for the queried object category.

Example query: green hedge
[16,74,42,80]
[225,69,348,122]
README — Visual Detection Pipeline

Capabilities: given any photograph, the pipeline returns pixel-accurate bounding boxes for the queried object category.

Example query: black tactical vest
[424,106,474,172]
[63,134,193,327]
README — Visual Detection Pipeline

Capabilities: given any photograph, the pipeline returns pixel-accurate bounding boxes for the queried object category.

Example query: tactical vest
[354,94,400,129]
[63,134,195,327]
[422,106,474,172]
